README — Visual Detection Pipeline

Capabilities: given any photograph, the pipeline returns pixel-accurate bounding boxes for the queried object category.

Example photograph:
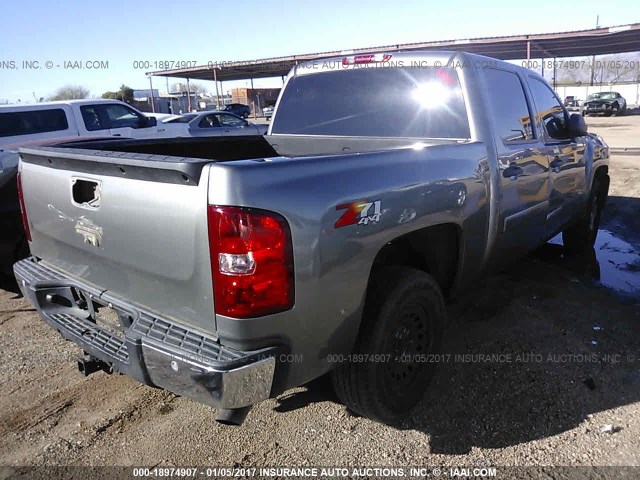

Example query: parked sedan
[582,92,627,116]
[160,111,267,137]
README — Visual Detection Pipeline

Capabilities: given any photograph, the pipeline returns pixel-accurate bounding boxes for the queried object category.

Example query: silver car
[161,111,267,137]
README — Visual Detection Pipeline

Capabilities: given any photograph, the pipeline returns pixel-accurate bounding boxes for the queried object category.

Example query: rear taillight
[16,171,31,242]
[208,206,294,318]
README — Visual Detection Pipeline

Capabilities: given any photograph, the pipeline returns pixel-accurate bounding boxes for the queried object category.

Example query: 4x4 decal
[335,200,382,228]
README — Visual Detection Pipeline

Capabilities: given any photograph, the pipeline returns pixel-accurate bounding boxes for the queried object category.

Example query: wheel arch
[368,223,462,300]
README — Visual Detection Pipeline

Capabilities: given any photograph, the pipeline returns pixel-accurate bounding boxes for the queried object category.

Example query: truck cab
[0,99,161,148]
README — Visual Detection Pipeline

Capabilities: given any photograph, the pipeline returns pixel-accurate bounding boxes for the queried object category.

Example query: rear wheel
[563,176,607,252]
[331,267,446,424]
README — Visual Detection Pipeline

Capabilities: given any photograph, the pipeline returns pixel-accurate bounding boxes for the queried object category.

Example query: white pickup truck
[0,99,163,148]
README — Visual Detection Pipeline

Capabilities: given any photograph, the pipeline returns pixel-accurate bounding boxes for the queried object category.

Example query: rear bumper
[13,257,276,409]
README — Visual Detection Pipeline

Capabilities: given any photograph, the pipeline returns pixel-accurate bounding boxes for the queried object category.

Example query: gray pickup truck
[14,51,609,426]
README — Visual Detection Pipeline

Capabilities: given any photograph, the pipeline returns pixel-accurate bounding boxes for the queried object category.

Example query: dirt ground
[0,150,639,475]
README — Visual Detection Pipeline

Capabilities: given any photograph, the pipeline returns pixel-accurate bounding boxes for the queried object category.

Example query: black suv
[223,103,251,118]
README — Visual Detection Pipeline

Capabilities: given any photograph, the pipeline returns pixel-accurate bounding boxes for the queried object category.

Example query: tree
[101,84,134,103]
[171,82,208,95]
[48,85,90,101]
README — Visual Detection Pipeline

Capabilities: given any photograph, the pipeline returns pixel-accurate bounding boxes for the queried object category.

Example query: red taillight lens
[208,206,294,318]
[16,171,31,242]
[341,53,392,65]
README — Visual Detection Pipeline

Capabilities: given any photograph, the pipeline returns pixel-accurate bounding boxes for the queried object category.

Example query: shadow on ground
[276,199,640,454]
[0,274,21,296]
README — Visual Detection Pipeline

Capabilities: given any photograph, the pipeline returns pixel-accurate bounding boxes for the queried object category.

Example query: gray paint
[17,50,609,396]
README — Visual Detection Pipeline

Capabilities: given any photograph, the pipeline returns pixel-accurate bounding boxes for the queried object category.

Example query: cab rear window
[271,67,470,138]
[0,109,69,137]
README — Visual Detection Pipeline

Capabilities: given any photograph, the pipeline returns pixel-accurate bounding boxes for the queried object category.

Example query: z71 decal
[335,200,382,228]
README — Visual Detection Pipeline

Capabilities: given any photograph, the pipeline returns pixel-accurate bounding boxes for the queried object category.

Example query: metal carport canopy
[147,23,640,82]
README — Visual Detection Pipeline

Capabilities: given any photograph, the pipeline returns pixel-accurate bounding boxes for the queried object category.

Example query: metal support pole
[213,68,221,109]
[526,40,531,60]
[148,76,155,113]
[553,57,557,90]
[250,78,256,119]
[186,78,192,112]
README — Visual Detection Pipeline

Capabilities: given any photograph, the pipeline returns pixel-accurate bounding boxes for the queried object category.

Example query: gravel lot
[0,125,639,477]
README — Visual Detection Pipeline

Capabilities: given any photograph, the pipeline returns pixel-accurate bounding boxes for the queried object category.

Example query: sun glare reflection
[411,82,452,109]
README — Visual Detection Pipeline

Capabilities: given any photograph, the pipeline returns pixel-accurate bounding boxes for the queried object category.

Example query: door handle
[112,134,122,137]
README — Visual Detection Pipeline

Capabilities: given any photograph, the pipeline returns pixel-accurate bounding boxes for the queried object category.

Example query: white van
[0,99,165,148]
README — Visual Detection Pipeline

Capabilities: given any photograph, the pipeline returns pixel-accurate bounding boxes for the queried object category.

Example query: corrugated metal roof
[147,23,640,82]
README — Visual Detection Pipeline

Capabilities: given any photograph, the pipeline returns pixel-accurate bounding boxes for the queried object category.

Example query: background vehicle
[146,112,175,123]
[162,113,197,123]
[262,106,274,119]
[223,103,251,118]
[1,136,124,274]
[161,111,267,136]
[582,91,627,116]
[563,96,582,112]
[0,99,160,148]
[14,51,609,426]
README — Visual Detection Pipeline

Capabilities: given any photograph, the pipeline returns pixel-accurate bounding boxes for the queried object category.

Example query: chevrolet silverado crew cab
[14,51,609,426]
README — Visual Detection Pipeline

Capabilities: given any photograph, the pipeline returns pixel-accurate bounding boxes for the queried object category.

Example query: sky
[2,0,640,103]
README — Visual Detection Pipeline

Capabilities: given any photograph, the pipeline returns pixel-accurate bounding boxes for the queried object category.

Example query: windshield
[587,92,617,100]
[165,114,197,123]
[271,67,470,138]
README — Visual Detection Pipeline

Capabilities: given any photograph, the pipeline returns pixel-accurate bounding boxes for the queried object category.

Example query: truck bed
[58,134,461,160]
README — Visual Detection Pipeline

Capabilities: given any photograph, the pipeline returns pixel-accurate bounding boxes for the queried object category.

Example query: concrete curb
[609,147,640,156]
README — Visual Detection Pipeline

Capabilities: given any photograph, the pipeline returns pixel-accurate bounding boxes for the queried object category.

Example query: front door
[527,77,586,236]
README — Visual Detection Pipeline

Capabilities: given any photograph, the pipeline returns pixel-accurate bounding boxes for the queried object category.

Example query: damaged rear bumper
[13,257,276,410]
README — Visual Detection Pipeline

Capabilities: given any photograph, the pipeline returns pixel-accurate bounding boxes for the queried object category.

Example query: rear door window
[0,108,69,137]
[272,67,470,138]
[80,106,106,131]
[484,68,535,144]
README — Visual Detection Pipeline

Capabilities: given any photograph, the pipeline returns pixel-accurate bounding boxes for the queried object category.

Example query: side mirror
[141,116,157,128]
[568,113,587,137]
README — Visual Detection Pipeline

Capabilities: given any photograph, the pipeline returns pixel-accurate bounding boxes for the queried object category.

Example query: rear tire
[331,267,446,424]
[562,176,607,252]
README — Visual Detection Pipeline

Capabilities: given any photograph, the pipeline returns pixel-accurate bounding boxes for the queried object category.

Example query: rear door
[526,77,586,235]
[484,67,550,257]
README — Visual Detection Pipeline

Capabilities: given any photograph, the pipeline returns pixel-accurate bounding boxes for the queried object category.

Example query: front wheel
[562,176,607,252]
[331,267,446,424]
[609,103,620,117]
